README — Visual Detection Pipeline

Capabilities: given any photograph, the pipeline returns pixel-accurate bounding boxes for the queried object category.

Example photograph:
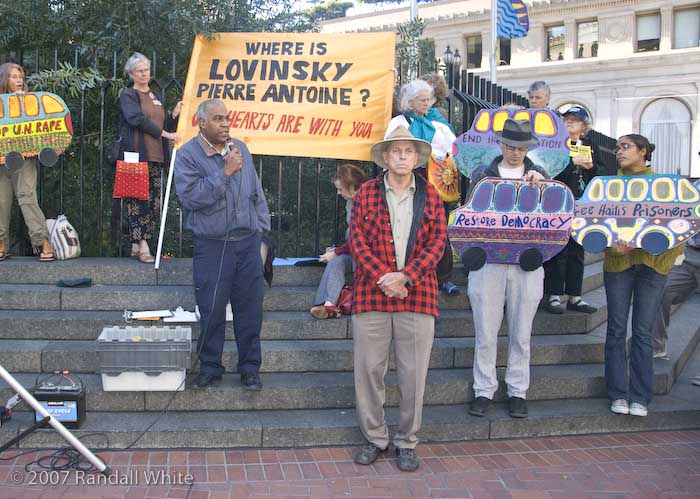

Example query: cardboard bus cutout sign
[448,177,574,271]
[572,174,700,254]
[452,108,570,180]
[0,92,73,170]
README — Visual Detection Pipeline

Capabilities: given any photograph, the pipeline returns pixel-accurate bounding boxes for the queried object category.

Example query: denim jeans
[604,264,668,405]
[314,253,353,305]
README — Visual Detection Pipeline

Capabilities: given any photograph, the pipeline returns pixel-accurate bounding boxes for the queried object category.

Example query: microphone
[225,138,236,154]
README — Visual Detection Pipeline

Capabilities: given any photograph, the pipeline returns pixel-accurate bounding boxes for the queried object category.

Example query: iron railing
[3,50,618,257]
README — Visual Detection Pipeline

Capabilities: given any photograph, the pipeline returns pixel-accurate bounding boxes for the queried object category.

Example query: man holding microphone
[174,99,270,390]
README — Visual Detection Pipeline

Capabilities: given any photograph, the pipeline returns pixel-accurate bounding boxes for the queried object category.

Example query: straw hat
[370,126,432,169]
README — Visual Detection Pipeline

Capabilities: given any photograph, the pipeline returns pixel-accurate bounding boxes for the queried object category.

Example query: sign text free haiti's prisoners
[572,174,700,254]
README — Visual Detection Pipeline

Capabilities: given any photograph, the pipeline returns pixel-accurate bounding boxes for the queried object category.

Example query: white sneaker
[629,403,648,417]
[611,399,629,414]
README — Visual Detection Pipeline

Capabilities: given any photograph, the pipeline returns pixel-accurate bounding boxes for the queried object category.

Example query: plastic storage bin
[96,325,191,391]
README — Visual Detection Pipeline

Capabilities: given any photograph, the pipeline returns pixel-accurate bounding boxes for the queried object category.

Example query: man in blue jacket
[174,99,270,390]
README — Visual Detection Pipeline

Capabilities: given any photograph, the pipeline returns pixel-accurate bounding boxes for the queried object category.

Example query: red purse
[337,285,353,315]
[113,160,149,200]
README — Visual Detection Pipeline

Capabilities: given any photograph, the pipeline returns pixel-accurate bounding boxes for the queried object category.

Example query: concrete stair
[0,255,698,450]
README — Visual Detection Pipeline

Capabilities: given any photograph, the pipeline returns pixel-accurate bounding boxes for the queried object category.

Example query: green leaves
[26,62,124,101]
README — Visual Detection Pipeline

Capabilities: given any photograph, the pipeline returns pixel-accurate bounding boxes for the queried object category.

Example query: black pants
[543,237,585,297]
[193,232,264,376]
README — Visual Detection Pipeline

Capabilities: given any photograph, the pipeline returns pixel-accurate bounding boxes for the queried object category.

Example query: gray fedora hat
[495,118,539,148]
[370,125,432,169]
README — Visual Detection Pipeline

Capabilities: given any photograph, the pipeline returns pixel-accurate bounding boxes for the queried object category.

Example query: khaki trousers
[0,158,49,247]
[352,311,435,450]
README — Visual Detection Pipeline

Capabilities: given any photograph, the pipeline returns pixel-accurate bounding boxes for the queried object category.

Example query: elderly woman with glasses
[603,134,684,418]
[116,52,180,263]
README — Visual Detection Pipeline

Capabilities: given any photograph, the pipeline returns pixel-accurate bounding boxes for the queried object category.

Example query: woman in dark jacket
[117,52,180,263]
[543,106,601,314]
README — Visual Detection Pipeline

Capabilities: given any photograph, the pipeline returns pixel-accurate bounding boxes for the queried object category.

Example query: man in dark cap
[466,119,546,420]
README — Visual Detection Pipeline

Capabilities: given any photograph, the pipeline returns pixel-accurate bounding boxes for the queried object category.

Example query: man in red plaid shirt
[349,126,446,472]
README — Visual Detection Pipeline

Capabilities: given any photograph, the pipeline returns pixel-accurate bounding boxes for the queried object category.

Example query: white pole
[0,364,110,475]
[490,0,498,84]
[155,148,177,270]
[409,0,418,80]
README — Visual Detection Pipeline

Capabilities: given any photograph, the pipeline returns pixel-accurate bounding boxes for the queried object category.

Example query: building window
[498,38,511,65]
[636,12,661,52]
[674,7,700,49]
[466,34,482,69]
[640,99,692,176]
[546,25,566,61]
[577,21,599,58]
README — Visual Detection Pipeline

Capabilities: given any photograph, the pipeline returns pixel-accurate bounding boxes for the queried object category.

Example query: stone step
[0,287,608,341]
[0,254,604,286]
[0,261,604,313]
[3,292,695,415]
[0,294,695,450]
[0,334,607,374]
[0,283,468,312]
[2,391,697,450]
[0,363,674,413]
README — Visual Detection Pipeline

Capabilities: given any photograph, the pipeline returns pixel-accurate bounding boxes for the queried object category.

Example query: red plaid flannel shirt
[349,173,446,317]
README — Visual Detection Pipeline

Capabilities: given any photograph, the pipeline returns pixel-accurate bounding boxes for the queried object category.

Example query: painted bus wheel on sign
[452,108,570,180]
[447,178,575,271]
[572,174,700,254]
[0,92,73,169]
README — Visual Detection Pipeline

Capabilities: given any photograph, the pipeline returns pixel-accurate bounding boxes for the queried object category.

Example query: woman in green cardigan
[604,134,684,418]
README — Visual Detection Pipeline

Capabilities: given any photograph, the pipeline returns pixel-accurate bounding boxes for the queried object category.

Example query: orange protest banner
[176,32,396,161]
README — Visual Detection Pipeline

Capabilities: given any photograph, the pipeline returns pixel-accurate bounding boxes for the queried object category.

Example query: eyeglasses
[504,144,529,153]
[613,143,636,154]
[132,68,150,75]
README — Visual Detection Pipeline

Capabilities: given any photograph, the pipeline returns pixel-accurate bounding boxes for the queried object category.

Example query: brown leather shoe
[310,305,340,319]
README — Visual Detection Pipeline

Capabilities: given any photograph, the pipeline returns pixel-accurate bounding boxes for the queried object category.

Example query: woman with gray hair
[116,52,181,263]
[386,79,456,162]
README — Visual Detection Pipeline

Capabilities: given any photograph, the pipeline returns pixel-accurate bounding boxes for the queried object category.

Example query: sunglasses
[613,143,637,154]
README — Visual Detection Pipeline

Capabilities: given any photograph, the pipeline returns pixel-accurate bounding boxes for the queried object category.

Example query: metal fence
[3,49,379,258]
[3,50,618,258]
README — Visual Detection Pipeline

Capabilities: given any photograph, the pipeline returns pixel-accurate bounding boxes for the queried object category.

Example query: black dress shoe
[508,396,528,418]
[191,372,222,389]
[354,442,386,465]
[396,448,420,472]
[468,396,491,417]
[544,299,564,314]
[566,301,598,314]
[241,373,263,391]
